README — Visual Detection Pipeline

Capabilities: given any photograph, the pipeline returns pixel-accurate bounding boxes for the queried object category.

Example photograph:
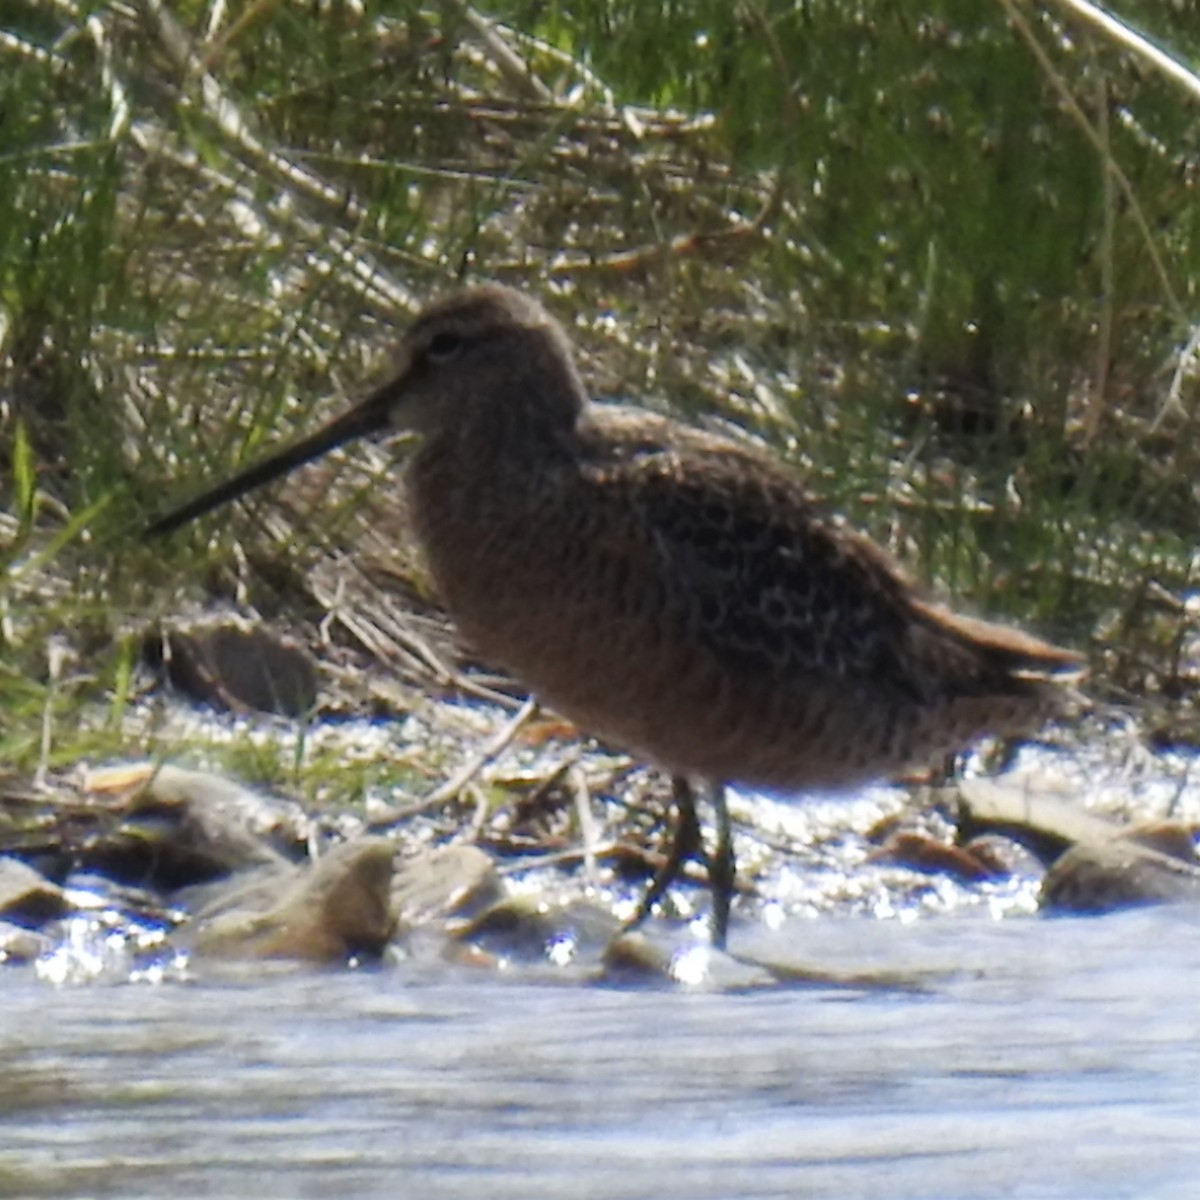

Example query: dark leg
[630,777,736,948]
[631,776,702,928]
[704,781,735,950]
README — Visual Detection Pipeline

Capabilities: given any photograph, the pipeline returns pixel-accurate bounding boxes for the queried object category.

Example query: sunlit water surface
[4,904,1199,1200]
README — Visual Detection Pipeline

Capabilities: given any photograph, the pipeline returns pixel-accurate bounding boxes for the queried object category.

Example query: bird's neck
[406,404,586,619]
[411,395,582,512]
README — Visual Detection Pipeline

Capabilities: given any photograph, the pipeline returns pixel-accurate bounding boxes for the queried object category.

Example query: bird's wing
[578,412,935,699]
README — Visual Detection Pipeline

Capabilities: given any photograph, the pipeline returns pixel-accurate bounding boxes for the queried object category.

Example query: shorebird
[147,284,1083,947]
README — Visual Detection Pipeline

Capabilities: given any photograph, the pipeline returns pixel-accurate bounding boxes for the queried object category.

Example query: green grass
[3,0,1200,778]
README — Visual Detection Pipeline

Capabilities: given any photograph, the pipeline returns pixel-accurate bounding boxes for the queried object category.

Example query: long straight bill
[145,385,395,539]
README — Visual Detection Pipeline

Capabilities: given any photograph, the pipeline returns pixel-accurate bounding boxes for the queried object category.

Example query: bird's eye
[426,331,464,363]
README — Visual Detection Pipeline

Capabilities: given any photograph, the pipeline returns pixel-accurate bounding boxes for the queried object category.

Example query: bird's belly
[443,574,967,792]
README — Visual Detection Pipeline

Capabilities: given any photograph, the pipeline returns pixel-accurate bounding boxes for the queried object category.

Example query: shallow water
[4,905,1199,1200]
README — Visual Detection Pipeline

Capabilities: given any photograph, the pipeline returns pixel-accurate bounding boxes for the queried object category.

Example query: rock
[390,844,505,930]
[958,776,1200,914]
[1041,831,1200,914]
[1124,820,1199,862]
[146,617,318,717]
[82,763,301,890]
[0,857,66,927]
[867,831,1002,883]
[955,776,1119,866]
[189,838,396,962]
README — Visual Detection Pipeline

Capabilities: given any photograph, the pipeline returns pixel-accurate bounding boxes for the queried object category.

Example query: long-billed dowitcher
[147,284,1083,947]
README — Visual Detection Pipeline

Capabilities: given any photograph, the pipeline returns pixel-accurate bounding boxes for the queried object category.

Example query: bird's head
[145,284,584,538]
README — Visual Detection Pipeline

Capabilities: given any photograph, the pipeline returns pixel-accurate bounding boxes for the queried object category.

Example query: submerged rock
[603,927,776,989]
[390,843,505,930]
[453,894,623,974]
[0,920,51,964]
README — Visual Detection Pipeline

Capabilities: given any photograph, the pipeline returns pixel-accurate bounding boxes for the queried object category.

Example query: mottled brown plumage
[148,284,1083,946]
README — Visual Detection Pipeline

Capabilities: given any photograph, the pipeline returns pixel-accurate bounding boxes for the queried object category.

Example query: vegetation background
[2,0,1199,777]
